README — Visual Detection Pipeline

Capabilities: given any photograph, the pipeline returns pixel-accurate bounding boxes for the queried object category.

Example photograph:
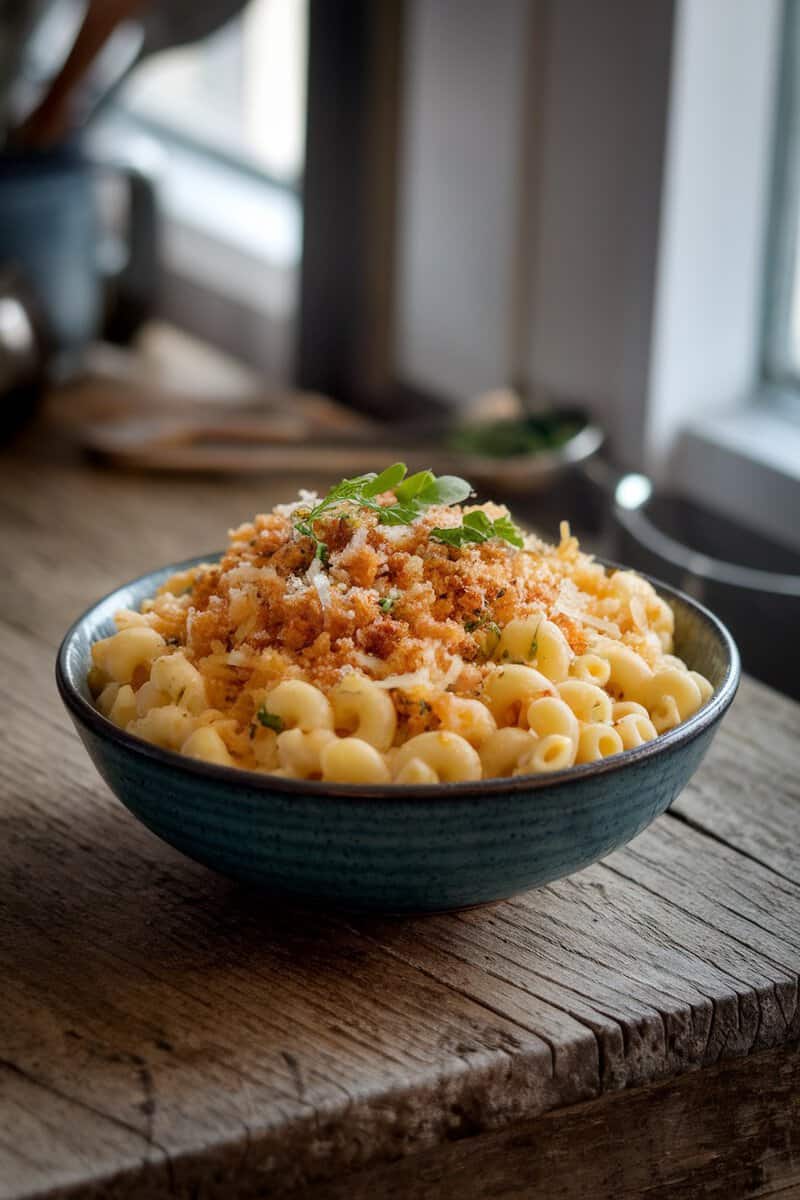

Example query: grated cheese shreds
[554,605,622,638]
[138,491,675,757]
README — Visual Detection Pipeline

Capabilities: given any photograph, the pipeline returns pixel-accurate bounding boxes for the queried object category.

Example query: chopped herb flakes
[256,706,284,733]
[465,615,501,637]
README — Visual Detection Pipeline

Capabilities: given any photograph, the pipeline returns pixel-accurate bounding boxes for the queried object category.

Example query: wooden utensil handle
[14,0,148,148]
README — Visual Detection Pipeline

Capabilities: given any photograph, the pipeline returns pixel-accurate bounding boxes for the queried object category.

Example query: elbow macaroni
[576,723,623,764]
[90,502,715,784]
[321,737,391,784]
[516,734,576,774]
[479,727,536,778]
[331,673,397,750]
[482,665,554,725]
[393,731,482,783]
[534,620,572,683]
[265,680,334,732]
[526,696,579,746]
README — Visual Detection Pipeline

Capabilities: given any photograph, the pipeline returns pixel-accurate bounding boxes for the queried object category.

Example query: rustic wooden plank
[2,603,800,1197]
[285,1044,800,1200]
[0,618,593,1199]
[0,1064,166,1200]
[347,812,800,1095]
[0,459,309,649]
[671,674,800,886]
[3,402,800,1198]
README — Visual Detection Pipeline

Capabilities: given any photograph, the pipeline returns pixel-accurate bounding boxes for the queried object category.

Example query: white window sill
[671,402,800,552]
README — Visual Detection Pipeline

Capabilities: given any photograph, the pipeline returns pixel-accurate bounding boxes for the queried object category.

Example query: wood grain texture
[671,675,800,884]
[2,380,800,1199]
[285,1044,800,1200]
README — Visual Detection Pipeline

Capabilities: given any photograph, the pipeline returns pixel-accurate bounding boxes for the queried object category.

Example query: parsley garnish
[256,705,284,733]
[293,463,472,562]
[379,594,397,613]
[430,510,524,550]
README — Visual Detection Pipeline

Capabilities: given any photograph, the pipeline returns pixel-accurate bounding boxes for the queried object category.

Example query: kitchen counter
[1,370,799,1199]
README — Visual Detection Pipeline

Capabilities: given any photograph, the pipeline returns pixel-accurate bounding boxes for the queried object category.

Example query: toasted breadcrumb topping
[131,493,674,757]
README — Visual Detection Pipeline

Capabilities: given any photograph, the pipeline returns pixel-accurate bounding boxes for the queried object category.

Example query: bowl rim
[56,553,740,802]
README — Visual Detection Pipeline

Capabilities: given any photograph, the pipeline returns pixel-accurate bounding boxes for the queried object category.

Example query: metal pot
[0,266,46,440]
[613,473,800,699]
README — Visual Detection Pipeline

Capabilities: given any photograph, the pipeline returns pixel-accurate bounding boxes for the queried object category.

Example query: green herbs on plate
[449,414,584,460]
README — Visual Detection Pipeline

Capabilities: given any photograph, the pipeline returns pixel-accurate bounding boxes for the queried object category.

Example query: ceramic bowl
[57,555,740,913]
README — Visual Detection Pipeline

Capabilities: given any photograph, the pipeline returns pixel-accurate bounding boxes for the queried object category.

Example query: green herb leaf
[378,594,396,612]
[325,472,377,502]
[463,510,492,534]
[426,475,473,506]
[430,511,524,550]
[256,706,284,733]
[490,514,525,548]
[375,501,420,526]
[362,462,407,498]
[293,463,473,549]
[429,525,479,548]
[394,469,434,502]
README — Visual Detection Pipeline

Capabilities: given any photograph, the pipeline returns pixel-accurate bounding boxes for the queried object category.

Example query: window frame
[113,106,303,199]
[762,0,800,393]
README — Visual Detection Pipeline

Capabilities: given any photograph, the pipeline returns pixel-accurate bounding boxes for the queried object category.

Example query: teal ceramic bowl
[57,555,739,913]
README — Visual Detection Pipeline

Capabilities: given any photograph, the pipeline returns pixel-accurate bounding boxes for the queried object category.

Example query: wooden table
[2,372,800,1199]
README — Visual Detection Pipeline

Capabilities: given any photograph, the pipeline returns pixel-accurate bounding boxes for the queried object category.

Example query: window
[764,0,800,401]
[118,0,307,188]
[78,0,309,380]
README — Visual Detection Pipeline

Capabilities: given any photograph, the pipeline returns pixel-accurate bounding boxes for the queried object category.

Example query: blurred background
[1,0,799,695]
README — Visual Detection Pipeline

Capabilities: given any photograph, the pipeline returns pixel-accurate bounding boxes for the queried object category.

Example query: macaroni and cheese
[89,466,713,784]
